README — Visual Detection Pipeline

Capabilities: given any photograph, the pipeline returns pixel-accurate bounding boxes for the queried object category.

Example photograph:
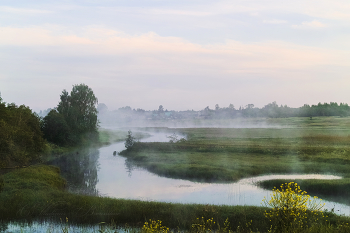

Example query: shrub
[263,182,325,232]
[125,130,136,150]
[142,219,169,233]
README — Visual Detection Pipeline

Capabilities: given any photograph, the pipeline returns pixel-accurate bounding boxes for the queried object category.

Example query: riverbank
[2,119,350,232]
[120,128,350,182]
[1,165,350,233]
[36,128,150,166]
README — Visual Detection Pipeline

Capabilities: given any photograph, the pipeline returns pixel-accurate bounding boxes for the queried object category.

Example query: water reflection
[95,131,350,216]
[48,148,100,196]
[46,131,350,216]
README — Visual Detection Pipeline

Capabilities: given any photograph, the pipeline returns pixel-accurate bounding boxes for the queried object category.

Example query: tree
[167,133,178,143]
[0,99,45,167]
[57,84,98,144]
[118,106,132,112]
[158,105,164,113]
[41,109,71,146]
[125,130,136,150]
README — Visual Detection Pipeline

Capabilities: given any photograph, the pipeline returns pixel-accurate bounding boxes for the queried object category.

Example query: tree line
[99,101,350,123]
[1,83,349,168]
[214,101,350,118]
[0,84,99,168]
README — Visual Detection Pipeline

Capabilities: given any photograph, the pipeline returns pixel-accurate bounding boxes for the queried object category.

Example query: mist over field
[2,1,350,232]
[96,101,350,129]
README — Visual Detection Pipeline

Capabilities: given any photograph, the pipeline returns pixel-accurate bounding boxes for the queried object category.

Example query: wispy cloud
[0,6,52,14]
[1,1,350,110]
[292,20,327,29]
[263,19,288,24]
[0,26,347,73]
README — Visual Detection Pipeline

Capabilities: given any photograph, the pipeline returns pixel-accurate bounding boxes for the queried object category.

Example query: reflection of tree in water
[124,159,135,177]
[48,148,100,196]
[0,221,8,232]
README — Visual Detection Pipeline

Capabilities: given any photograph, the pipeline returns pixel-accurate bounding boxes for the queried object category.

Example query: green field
[2,117,350,232]
[120,117,350,203]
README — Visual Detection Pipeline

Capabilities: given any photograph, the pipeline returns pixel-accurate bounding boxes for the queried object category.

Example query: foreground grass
[258,179,350,206]
[1,165,350,232]
[0,165,270,230]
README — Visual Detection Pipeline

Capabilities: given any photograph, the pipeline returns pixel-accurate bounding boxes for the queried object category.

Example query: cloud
[0,25,346,72]
[263,19,287,24]
[205,1,350,21]
[147,9,213,17]
[0,6,52,14]
[1,25,350,110]
[292,20,327,29]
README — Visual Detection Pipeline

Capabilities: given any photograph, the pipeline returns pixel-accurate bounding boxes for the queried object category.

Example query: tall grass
[1,166,350,232]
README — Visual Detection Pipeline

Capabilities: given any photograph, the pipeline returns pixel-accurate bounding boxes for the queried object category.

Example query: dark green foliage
[48,147,100,196]
[57,84,98,135]
[43,84,99,146]
[0,98,45,167]
[41,110,71,146]
[0,176,3,193]
[125,130,136,150]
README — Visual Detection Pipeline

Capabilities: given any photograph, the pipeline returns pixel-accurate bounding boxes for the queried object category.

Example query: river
[52,130,350,215]
[4,130,350,232]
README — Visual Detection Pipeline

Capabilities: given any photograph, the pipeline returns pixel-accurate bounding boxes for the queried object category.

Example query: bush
[142,219,169,233]
[263,182,325,232]
[125,130,136,150]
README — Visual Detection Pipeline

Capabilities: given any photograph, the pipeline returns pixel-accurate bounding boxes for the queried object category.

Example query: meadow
[2,116,350,232]
[121,117,350,193]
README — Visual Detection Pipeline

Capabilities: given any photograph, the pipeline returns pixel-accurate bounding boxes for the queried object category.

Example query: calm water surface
[5,130,350,232]
[94,131,349,215]
[47,130,350,215]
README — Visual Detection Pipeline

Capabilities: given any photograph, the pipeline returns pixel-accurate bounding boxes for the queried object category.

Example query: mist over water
[94,133,350,216]
[99,119,286,129]
[6,128,350,232]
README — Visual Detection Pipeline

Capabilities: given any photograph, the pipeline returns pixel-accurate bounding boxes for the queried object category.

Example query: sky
[0,0,350,111]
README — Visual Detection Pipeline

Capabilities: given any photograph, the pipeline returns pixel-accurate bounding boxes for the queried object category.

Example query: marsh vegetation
[120,124,350,200]
[2,91,350,233]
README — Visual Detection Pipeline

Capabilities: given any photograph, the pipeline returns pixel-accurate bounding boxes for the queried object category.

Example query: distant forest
[86,101,350,124]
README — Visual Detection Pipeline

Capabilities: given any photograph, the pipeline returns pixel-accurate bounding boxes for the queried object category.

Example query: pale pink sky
[1,1,350,111]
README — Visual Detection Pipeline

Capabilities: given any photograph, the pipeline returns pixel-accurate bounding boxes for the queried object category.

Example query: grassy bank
[0,165,349,232]
[98,128,150,145]
[2,117,350,232]
[0,165,269,230]
[258,178,350,206]
[120,126,350,183]
[38,128,150,165]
